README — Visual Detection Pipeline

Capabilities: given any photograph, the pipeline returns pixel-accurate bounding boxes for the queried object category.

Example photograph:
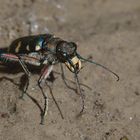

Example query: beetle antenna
[76,53,119,81]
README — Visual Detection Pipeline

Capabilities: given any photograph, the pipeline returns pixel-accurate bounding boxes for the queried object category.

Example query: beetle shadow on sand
[0,62,59,123]
[0,57,92,123]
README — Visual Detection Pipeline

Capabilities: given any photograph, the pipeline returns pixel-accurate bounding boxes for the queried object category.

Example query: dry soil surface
[0,0,140,140]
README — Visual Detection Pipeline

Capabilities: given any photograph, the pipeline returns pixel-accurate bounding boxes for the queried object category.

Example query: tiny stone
[120,136,129,140]
[129,117,132,120]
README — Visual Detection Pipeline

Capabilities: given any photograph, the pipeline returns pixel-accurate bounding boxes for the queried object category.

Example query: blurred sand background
[0,0,140,140]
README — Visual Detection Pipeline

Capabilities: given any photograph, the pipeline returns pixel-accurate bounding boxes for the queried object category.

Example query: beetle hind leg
[0,53,30,98]
[17,55,30,99]
[19,73,30,99]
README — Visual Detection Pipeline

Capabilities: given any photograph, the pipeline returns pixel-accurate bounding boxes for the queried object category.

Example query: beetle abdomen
[8,34,53,54]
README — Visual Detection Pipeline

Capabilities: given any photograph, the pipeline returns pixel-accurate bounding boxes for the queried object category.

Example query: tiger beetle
[0,34,119,124]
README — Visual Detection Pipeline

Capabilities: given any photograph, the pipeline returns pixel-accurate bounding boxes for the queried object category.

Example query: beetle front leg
[38,65,53,124]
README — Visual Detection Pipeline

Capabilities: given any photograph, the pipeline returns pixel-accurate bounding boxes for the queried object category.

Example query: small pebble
[120,136,129,140]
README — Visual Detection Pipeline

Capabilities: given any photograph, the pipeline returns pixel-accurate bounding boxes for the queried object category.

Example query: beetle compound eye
[69,42,77,52]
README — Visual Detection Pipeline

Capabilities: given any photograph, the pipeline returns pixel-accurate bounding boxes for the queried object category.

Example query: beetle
[0,34,119,124]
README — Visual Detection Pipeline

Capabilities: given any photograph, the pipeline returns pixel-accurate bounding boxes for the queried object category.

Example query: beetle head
[56,41,81,73]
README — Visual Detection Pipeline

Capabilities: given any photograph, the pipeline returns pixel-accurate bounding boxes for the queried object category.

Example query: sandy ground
[0,0,140,140]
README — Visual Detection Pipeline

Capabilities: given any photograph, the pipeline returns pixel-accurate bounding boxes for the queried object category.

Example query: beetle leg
[0,53,30,98]
[60,63,85,116]
[38,65,53,124]
[19,73,30,99]
[45,80,64,120]
[54,70,92,90]
[60,63,77,92]
[74,72,85,116]
[16,55,30,98]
